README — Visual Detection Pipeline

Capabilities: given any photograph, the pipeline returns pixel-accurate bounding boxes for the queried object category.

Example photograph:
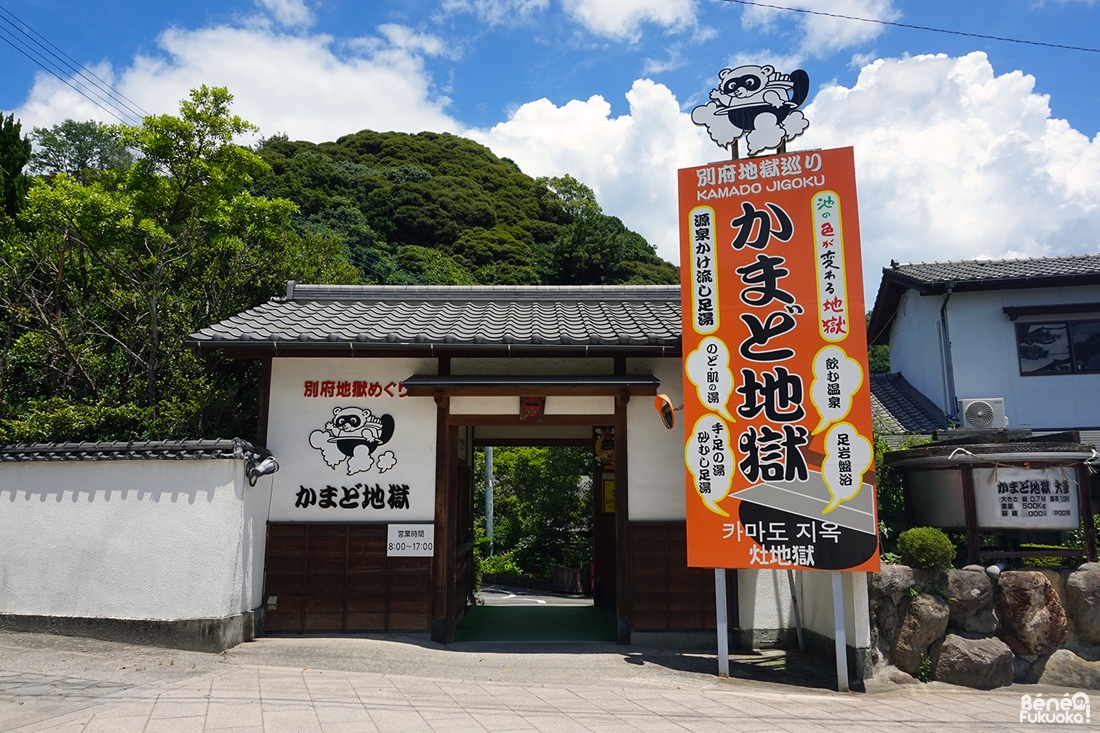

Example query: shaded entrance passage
[457,585,614,642]
[455,604,616,642]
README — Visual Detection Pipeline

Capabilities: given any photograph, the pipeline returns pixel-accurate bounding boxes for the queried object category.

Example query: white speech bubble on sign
[685,414,735,516]
[686,336,735,422]
[821,422,872,514]
[810,345,864,435]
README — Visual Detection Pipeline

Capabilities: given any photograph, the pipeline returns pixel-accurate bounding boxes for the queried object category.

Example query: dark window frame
[1016,319,1100,376]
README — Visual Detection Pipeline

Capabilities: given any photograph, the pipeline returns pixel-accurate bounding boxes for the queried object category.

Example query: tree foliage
[30,120,132,182]
[0,113,32,218]
[256,131,679,286]
[0,87,356,442]
[474,446,593,576]
[1,95,677,444]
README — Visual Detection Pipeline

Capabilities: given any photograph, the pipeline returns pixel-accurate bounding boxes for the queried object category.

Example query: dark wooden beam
[406,385,658,397]
[1077,463,1097,563]
[448,414,615,427]
[471,437,590,447]
[614,389,632,645]
[431,393,453,643]
[961,466,979,566]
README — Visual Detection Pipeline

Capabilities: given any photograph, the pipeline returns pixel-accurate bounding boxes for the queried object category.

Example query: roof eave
[187,339,683,359]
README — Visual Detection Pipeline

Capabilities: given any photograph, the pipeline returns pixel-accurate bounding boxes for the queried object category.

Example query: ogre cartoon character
[691,64,810,157]
[309,406,397,475]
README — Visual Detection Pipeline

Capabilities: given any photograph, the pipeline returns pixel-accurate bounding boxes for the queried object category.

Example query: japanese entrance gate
[189,284,736,644]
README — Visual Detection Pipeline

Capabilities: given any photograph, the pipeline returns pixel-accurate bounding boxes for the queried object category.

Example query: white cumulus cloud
[256,0,314,28]
[14,22,459,141]
[477,51,1100,298]
[742,0,900,57]
[473,78,713,264]
[441,0,551,26]
[801,51,1100,294]
[561,0,697,41]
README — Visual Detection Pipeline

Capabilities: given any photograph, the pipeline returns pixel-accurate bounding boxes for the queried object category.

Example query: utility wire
[0,4,147,124]
[724,0,1100,54]
[0,27,130,125]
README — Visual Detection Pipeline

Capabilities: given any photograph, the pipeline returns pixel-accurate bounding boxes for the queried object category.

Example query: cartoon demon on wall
[309,406,398,475]
[691,64,810,157]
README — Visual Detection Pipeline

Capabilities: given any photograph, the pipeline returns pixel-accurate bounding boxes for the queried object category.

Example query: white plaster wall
[546,396,614,414]
[267,358,437,522]
[0,459,270,621]
[888,290,948,412]
[737,569,793,634]
[891,286,1100,427]
[626,358,686,521]
[798,570,871,648]
[452,396,517,415]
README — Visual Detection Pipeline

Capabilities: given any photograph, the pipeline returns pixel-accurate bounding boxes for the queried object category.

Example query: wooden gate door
[263,523,431,632]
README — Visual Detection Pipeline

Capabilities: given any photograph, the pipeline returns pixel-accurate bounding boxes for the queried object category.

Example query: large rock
[996,570,1069,659]
[891,592,950,676]
[1037,649,1100,690]
[873,564,915,599]
[1066,565,1100,644]
[947,569,996,634]
[931,633,1014,689]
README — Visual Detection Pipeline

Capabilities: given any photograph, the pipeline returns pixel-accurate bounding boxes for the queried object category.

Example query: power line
[0,28,130,125]
[0,4,147,125]
[724,0,1100,54]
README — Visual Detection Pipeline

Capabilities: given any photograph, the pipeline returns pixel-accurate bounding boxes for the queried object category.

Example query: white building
[867,254,1100,437]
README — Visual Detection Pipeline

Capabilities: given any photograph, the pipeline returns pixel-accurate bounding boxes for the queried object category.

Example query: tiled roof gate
[188,284,683,355]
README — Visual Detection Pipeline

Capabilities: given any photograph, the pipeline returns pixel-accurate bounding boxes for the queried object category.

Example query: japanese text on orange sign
[679,147,879,572]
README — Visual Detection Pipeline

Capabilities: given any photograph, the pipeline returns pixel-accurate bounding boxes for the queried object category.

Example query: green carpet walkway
[454,605,616,642]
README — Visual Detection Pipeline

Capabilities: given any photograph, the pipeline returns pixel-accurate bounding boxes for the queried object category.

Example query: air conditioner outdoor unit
[958,398,1008,429]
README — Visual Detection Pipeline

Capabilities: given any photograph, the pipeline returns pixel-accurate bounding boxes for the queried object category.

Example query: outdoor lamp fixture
[654,394,683,430]
[246,455,280,486]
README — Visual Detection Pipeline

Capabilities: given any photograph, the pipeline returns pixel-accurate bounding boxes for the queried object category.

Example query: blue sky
[3,0,1100,296]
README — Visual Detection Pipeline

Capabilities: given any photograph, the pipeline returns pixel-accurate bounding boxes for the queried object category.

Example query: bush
[1019,543,1085,568]
[897,526,955,572]
[479,551,522,577]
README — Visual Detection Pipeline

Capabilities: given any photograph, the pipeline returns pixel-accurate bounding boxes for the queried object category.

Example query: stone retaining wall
[870,563,1100,689]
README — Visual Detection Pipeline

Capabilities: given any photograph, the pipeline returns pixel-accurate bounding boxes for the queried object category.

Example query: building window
[1017,320,1100,375]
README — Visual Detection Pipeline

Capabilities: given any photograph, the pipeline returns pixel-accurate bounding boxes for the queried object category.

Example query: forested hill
[255,130,678,286]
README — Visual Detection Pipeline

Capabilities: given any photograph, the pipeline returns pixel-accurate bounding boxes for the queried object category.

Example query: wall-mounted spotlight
[246,455,280,486]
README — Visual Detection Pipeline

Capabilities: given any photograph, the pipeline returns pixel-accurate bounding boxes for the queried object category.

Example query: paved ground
[477,585,593,608]
[0,629,1086,732]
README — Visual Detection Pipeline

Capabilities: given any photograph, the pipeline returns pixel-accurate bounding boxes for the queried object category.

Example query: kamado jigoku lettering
[295,483,411,510]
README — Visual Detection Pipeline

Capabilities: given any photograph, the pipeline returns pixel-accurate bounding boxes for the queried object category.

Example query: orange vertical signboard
[679,146,879,573]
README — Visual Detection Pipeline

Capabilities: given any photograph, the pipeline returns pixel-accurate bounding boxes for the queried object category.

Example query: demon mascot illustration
[309,406,398,475]
[691,64,810,156]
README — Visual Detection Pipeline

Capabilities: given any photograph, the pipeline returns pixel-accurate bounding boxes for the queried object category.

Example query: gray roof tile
[868,254,1100,345]
[870,373,948,435]
[884,254,1100,287]
[190,284,683,354]
[0,439,268,462]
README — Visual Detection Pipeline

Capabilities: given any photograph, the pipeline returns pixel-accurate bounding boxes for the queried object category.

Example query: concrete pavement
[0,630,1083,732]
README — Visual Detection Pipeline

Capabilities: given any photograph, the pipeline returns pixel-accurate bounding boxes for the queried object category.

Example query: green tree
[255,132,678,286]
[30,120,133,182]
[0,87,357,442]
[475,446,593,576]
[0,113,32,218]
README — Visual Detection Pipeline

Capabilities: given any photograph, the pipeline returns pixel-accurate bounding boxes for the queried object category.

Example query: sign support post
[831,571,849,692]
[715,568,729,677]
